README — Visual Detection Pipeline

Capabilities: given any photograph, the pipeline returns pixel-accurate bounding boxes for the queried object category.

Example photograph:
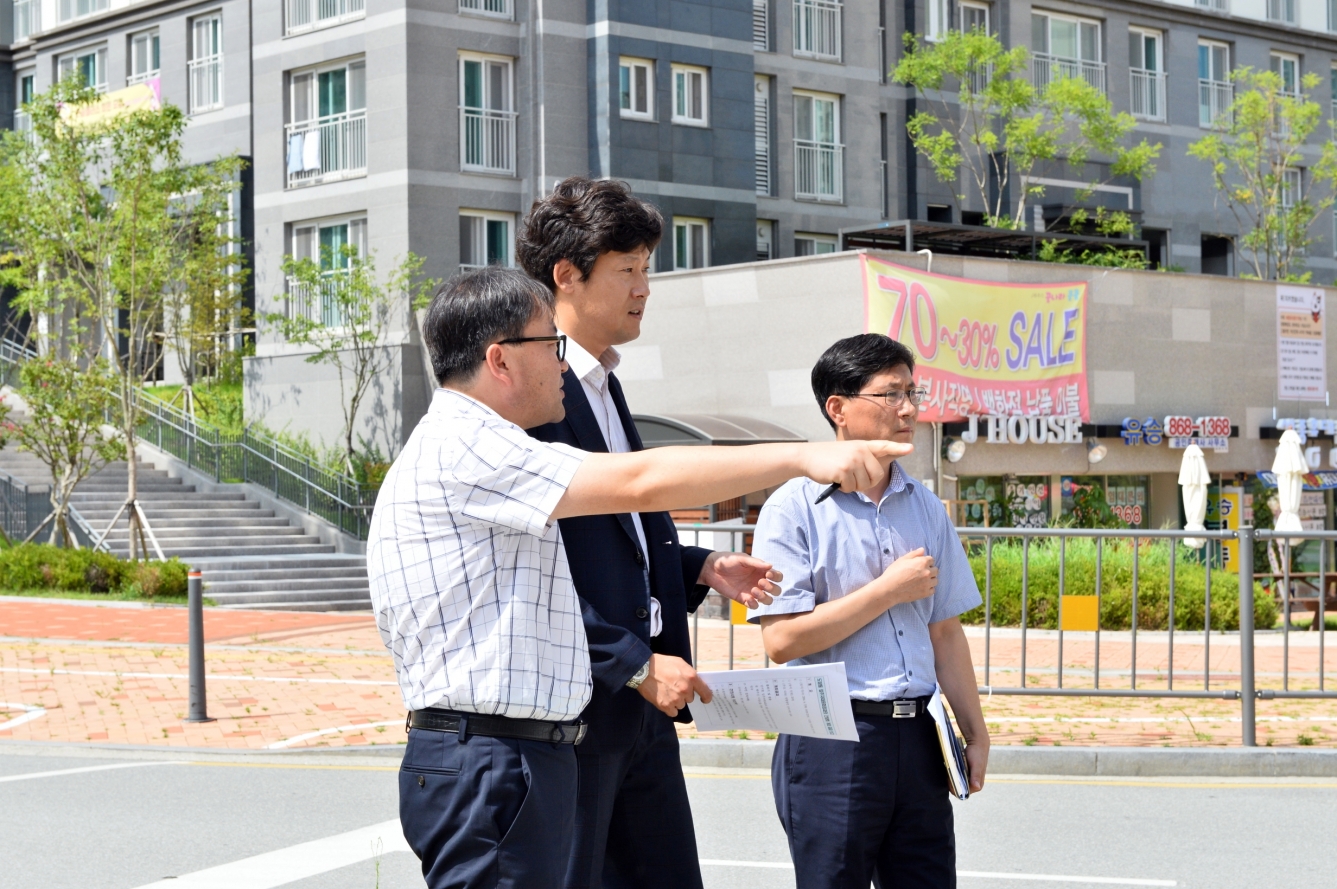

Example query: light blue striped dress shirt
[748,463,981,700]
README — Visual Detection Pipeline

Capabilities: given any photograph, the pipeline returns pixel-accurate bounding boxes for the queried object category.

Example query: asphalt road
[2,745,1334,889]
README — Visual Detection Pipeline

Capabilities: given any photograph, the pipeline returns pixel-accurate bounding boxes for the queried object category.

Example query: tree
[1187,67,1337,282]
[268,247,435,475]
[893,28,1161,231]
[0,77,245,558]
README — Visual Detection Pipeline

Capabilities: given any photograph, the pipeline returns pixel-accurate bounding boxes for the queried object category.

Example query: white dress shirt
[561,333,661,636]
[367,388,592,720]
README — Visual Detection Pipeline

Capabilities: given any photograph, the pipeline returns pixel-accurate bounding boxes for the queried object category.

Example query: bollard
[1237,528,1256,746]
[185,569,214,723]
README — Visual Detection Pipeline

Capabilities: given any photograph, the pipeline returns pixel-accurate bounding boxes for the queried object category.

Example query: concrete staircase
[0,449,371,612]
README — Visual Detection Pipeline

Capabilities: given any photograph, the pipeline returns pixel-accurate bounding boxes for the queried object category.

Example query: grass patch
[145,382,243,432]
[1278,613,1337,631]
[0,544,190,599]
[0,587,214,605]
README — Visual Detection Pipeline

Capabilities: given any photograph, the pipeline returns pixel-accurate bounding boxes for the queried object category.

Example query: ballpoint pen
[813,482,841,505]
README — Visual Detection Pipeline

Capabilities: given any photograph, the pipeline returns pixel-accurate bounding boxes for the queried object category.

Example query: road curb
[678,739,1337,777]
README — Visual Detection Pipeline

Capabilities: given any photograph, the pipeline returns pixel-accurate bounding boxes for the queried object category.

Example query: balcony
[1031,53,1106,93]
[14,0,38,40]
[285,0,365,36]
[460,107,517,176]
[14,112,31,134]
[1199,78,1232,128]
[188,56,223,114]
[965,61,993,95]
[793,0,841,62]
[459,0,512,18]
[127,70,159,87]
[1196,0,1228,9]
[794,139,844,203]
[285,109,367,188]
[1129,68,1166,122]
[285,272,347,328]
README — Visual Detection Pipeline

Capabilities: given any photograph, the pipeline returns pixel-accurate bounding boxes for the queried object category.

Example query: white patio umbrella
[1272,428,1308,543]
[1178,444,1210,548]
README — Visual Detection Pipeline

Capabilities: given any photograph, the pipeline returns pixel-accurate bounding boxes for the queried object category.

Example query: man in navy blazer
[521,177,780,889]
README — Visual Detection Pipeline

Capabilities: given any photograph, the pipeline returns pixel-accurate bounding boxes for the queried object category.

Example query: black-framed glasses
[497,334,567,362]
[837,387,927,408]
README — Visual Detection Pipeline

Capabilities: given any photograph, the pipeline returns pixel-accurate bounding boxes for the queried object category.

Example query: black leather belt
[851,696,932,718]
[408,707,587,745]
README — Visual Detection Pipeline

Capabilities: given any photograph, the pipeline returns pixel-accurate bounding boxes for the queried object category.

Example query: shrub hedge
[960,538,1277,631]
[0,544,189,598]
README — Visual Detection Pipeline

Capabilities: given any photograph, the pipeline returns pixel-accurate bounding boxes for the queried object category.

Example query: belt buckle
[892,700,917,719]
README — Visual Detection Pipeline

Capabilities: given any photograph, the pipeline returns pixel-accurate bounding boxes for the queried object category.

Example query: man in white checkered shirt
[370,267,911,889]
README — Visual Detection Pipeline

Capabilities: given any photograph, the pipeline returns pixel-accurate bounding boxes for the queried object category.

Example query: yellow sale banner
[60,78,161,129]
[862,256,1090,423]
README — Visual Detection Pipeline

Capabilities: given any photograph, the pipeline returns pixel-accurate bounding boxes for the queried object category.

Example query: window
[1282,168,1302,209]
[1196,0,1228,10]
[793,0,841,61]
[1031,12,1104,93]
[58,0,107,24]
[288,217,368,327]
[1267,0,1296,23]
[129,31,160,85]
[189,15,223,113]
[753,0,770,52]
[960,2,989,33]
[459,211,514,269]
[794,233,837,255]
[671,65,708,126]
[756,220,774,261]
[793,90,843,202]
[285,0,365,36]
[14,0,38,41]
[1198,40,1231,128]
[15,73,34,132]
[460,54,516,175]
[1271,52,1300,97]
[755,75,771,196]
[58,47,107,91]
[619,58,653,120]
[927,0,948,41]
[1128,28,1165,121]
[460,0,512,19]
[287,60,367,187]
[673,218,709,270]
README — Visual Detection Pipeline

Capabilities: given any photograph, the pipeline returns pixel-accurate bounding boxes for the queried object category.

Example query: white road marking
[0,666,396,687]
[0,700,46,731]
[699,861,1175,886]
[267,721,403,749]
[128,818,410,889]
[0,761,183,784]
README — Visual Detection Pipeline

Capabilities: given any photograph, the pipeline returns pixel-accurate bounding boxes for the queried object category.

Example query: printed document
[693,663,859,741]
[928,685,970,800]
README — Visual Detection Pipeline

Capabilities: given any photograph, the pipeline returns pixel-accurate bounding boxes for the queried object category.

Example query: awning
[839,219,1148,262]
[632,414,807,448]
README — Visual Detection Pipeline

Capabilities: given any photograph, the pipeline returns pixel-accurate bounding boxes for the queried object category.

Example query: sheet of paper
[692,663,859,742]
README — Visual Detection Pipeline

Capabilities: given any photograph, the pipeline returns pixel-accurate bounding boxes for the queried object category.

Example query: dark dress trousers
[528,368,713,889]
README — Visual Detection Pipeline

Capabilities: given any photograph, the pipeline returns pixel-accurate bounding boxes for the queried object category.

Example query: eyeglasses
[497,334,567,362]
[837,387,927,409]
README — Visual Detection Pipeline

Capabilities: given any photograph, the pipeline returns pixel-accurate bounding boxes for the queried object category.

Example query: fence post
[185,569,214,724]
[1237,527,1256,747]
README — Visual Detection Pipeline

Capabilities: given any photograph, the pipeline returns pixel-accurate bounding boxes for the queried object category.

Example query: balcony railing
[285,0,365,35]
[14,0,38,40]
[460,106,517,176]
[14,111,31,134]
[188,56,223,113]
[459,0,512,18]
[1129,68,1167,121]
[965,61,994,95]
[795,139,844,203]
[127,70,159,86]
[1031,53,1106,94]
[793,0,841,62]
[1196,0,1228,9]
[286,271,348,328]
[1199,78,1233,128]
[285,109,367,188]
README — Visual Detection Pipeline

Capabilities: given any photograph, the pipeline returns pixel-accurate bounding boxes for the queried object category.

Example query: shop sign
[1257,470,1337,491]
[1275,417,1337,444]
[1207,487,1242,573]
[862,257,1089,423]
[959,414,1083,445]
[1121,416,1230,452]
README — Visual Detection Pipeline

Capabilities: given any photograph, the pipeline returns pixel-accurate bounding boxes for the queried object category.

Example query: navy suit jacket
[528,368,712,751]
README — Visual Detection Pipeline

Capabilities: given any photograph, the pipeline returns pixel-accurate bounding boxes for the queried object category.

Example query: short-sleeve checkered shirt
[367,388,591,721]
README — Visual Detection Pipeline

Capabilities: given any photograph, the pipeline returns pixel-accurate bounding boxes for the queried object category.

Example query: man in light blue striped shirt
[750,333,989,889]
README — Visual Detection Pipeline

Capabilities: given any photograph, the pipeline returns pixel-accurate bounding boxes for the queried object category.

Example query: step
[77,516,287,530]
[208,587,371,604]
[201,566,369,582]
[71,491,248,503]
[203,578,370,594]
[72,498,258,511]
[101,526,308,541]
[103,543,337,558]
[188,556,367,572]
[213,598,372,613]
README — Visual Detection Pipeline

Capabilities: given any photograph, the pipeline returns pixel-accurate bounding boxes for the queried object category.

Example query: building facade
[8,0,1337,453]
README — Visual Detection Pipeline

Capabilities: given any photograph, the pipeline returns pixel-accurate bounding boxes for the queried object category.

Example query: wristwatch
[626,660,651,690]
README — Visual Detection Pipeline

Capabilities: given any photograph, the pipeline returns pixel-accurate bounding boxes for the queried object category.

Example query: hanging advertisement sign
[1257,470,1337,491]
[1276,284,1325,401]
[60,78,161,128]
[862,256,1089,423]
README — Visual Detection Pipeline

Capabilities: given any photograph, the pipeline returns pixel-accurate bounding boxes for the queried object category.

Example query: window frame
[1128,26,1162,73]
[926,0,949,41]
[959,1,989,34]
[287,215,369,328]
[459,52,515,113]
[128,30,161,85]
[671,63,709,127]
[459,209,516,270]
[673,217,710,270]
[288,57,367,125]
[793,88,841,145]
[188,12,225,114]
[794,233,838,256]
[58,0,108,25]
[57,44,108,92]
[459,0,514,21]
[1031,10,1103,63]
[618,57,654,121]
[1270,51,1301,97]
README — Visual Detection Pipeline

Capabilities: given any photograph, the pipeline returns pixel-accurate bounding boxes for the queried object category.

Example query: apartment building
[6,0,1337,452]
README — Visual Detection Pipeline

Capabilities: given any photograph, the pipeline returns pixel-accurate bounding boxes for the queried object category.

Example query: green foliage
[0,543,188,597]
[1035,210,1149,268]
[151,383,244,432]
[961,538,1277,631]
[1066,483,1124,529]
[893,29,1161,229]
[1187,67,1337,281]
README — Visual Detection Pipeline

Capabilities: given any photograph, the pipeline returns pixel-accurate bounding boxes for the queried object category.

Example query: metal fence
[0,469,104,551]
[675,521,1336,746]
